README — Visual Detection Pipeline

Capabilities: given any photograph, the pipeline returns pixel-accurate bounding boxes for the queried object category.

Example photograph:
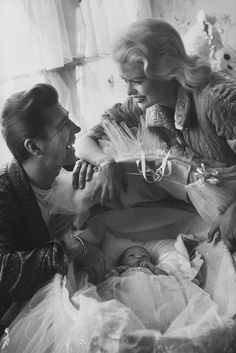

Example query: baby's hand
[104,265,129,279]
[140,262,167,275]
[139,261,156,272]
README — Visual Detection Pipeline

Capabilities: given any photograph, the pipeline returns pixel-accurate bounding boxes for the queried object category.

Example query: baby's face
[122,246,150,267]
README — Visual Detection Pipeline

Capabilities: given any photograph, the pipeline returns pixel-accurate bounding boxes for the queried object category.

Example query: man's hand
[72,159,96,190]
[208,201,236,252]
[75,241,106,284]
[60,226,106,283]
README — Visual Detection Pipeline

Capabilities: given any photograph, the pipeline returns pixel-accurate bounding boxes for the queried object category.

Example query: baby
[104,244,203,286]
[105,245,167,279]
[98,245,205,333]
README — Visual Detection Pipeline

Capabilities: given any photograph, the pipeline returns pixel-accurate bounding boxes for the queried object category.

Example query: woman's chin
[137,100,152,111]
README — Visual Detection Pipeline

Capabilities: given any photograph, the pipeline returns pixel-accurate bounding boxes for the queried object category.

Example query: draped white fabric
[0,0,73,81]
[80,0,152,57]
[77,0,153,130]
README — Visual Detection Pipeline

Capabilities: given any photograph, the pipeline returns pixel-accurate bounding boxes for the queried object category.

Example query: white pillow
[101,233,176,271]
[101,233,203,282]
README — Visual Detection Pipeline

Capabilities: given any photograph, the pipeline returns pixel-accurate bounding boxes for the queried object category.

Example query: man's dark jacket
[0,159,68,332]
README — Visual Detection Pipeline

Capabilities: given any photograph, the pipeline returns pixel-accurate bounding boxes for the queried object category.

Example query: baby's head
[118,246,151,267]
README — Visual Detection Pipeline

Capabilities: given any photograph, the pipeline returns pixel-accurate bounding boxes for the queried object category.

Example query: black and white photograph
[0,1,236,352]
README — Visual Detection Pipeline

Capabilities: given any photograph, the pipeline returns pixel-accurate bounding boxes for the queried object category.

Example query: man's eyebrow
[55,113,69,130]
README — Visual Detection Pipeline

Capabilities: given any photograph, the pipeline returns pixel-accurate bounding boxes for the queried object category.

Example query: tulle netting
[101,119,236,223]
[43,119,236,225]
[1,268,236,353]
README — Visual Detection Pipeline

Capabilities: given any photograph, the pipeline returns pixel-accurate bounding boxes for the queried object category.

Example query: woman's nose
[127,82,136,96]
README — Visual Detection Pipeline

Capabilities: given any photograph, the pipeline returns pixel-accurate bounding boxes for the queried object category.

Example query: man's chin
[63,155,77,170]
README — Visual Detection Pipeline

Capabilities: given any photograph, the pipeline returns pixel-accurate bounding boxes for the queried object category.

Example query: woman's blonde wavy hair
[112,19,212,90]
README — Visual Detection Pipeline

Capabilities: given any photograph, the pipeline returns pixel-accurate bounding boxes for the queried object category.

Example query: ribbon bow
[137,149,172,183]
[195,163,219,185]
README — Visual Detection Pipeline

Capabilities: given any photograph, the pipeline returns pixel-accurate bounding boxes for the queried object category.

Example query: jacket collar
[174,86,191,130]
[147,86,192,131]
[7,159,50,244]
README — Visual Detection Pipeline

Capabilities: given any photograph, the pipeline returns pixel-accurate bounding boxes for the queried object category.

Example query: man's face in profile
[38,103,80,173]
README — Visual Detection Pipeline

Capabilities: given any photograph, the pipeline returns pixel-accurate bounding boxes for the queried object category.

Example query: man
[0,83,105,334]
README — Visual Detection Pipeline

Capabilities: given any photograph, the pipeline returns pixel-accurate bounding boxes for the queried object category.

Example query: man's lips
[66,141,75,152]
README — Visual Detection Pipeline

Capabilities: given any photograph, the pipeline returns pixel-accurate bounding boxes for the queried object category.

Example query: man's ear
[24,139,42,156]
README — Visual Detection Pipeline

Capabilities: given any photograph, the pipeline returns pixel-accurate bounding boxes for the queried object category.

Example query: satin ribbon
[136,149,172,183]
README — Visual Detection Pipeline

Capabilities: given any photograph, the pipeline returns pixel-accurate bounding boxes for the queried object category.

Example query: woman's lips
[133,96,146,103]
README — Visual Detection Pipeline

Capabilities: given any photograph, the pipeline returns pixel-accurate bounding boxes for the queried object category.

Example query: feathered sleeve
[92,98,143,140]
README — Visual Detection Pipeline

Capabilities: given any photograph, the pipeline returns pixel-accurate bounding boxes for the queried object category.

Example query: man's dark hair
[1,83,58,162]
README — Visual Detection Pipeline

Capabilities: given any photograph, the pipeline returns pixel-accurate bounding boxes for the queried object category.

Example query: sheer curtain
[0,0,80,164]
[0,0,73,81]
[76,0,153,130]
[0,0,153,164]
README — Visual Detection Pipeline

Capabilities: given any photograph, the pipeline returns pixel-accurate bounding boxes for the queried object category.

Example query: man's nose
[127,82,136,96]
[70,120,81,134]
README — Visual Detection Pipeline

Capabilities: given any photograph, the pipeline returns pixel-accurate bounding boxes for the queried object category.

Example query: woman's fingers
[90,184,101,201]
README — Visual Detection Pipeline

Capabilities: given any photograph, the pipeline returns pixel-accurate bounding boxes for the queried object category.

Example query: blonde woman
[75,19,236,251]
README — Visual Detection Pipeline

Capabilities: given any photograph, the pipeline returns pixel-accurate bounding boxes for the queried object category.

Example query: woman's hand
[72,159,127,205]
[91,161,127,206]
[208,201,236,252]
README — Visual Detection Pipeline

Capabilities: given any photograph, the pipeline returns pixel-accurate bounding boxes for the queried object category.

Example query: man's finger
[72,160,83,189]
[94,259,105,283]
[78,162,89,189]
[86,164,95,181]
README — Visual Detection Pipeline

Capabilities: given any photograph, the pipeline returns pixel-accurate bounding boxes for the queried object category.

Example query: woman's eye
[121,78,143,84]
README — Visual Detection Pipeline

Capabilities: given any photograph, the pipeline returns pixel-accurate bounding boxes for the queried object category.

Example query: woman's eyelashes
[121,77,144,85]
